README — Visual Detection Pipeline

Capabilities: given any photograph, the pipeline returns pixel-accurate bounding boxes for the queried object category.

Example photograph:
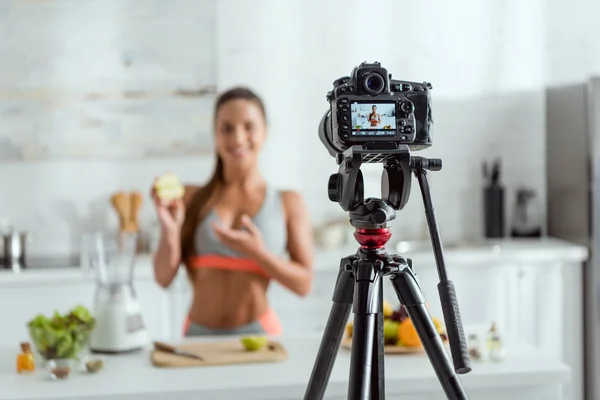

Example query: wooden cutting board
[150,339,288,368]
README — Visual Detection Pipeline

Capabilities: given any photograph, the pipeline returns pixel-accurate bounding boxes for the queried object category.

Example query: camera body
[319,62,434,160]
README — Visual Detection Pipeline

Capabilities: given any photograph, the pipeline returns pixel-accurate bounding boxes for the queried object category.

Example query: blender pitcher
[83,232,150,353]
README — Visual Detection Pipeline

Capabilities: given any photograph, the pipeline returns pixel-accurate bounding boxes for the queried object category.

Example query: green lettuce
[27,305,96,359]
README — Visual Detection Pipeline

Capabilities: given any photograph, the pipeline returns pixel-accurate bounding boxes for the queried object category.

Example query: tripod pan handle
[438,280,471,374]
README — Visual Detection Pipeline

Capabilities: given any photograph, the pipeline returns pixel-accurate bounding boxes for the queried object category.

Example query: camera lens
[363,73,385,94]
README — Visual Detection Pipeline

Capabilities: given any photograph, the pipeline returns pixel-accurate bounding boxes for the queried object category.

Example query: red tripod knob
[354,228,391,249]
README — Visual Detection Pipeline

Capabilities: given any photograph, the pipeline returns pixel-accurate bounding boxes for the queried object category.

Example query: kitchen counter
[0,333,570,400]
[0,236,588,286]
[0,236,586,399]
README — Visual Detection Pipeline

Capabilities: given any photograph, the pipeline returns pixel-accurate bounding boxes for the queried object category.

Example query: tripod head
[327,144,440,230]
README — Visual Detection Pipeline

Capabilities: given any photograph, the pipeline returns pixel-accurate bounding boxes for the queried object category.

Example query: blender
[83,232,150,353]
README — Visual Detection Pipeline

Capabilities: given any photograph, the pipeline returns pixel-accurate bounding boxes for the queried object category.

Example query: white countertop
[0,333,570,400]
[315,236,589,270]
[0,236,588,287]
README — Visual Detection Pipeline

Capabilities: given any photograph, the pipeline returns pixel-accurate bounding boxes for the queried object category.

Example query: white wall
[545,0,600,85]
[3,0,597,258]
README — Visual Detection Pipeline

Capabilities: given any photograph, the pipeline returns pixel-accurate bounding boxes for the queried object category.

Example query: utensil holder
[484,185,504,238]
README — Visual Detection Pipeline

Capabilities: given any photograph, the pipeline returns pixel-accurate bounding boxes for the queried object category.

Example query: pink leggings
[183,307,283,337]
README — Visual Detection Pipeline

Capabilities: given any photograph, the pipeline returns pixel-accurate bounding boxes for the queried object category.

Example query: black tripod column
[348,259,384,400]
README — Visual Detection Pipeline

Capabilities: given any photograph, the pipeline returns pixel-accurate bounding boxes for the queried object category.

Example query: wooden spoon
[110,192,131,232]
[129,191,143,232]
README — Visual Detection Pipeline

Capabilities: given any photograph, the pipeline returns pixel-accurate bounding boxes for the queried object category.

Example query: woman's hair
[180,87,267,263]
[369,105,377,118]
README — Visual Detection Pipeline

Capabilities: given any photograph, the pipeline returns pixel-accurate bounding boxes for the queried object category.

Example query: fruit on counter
[27,305,96,360]
[398,316,446,348]
[155,172,185,201]
[85,359,104,373]
[346,319,353,337]
[345,301,448,348]
[240,336,268,351]
[382,300,393,318]
[383,320,400,344]
[390,305,408,323]
[398,318,421,347]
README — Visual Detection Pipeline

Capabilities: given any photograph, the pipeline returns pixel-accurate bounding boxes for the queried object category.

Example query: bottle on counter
[482,159,505,238]
[16,342,35,374]
[510,188,543,238]
[486,322,506,362]
[467,333,483,361]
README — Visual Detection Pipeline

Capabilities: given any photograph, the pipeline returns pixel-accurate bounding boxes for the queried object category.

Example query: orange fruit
[432,317,444,334]
[398,318,422,347]
[383,300,394,318]
[346,320,353,338]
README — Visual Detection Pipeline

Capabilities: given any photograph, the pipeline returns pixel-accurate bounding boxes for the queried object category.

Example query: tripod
[304,145,471,400]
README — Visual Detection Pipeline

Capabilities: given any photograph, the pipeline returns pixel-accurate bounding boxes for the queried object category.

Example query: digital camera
[319,61,434,159]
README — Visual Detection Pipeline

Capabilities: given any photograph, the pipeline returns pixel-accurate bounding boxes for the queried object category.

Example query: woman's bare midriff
[186,267,270,329]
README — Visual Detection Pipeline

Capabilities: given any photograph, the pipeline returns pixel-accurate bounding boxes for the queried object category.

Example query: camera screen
[350,102,396,136]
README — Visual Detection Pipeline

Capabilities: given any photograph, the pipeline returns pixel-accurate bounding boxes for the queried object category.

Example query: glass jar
[467,334,483,361]
[16,342,35,374]
[486,322,506,362]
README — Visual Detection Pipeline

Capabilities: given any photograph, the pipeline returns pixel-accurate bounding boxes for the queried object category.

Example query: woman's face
[214,99,267,169]
[372,106,377,113]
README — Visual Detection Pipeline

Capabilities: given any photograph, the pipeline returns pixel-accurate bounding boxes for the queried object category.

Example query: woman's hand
[150,177,185,236]
[212,214,265,259]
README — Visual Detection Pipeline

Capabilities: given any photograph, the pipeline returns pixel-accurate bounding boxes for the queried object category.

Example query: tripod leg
[370,280,385,400]
[348,259,384,400]
[390,265,469,400]
[304,259,355,400]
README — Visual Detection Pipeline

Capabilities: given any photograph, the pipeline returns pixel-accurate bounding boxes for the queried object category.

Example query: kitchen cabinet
[132,279,176,341]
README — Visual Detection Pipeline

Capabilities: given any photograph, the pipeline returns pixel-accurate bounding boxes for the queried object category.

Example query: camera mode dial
[401,101,414,114]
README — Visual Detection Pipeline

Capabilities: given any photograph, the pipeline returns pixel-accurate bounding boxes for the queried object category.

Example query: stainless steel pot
[0,230,34,271]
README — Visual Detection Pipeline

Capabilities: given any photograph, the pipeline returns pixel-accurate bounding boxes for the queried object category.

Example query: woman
[368,105,381,127]
[151,87,314,337]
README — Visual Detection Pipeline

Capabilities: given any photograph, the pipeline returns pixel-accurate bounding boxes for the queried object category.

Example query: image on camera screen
[350,102,396,136]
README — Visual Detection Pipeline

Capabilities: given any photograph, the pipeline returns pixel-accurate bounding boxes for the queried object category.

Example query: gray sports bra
[193,186,288,259]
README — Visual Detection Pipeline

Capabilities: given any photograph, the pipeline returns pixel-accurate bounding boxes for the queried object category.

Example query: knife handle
[154,341,176,353]
[154,341,204,361]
